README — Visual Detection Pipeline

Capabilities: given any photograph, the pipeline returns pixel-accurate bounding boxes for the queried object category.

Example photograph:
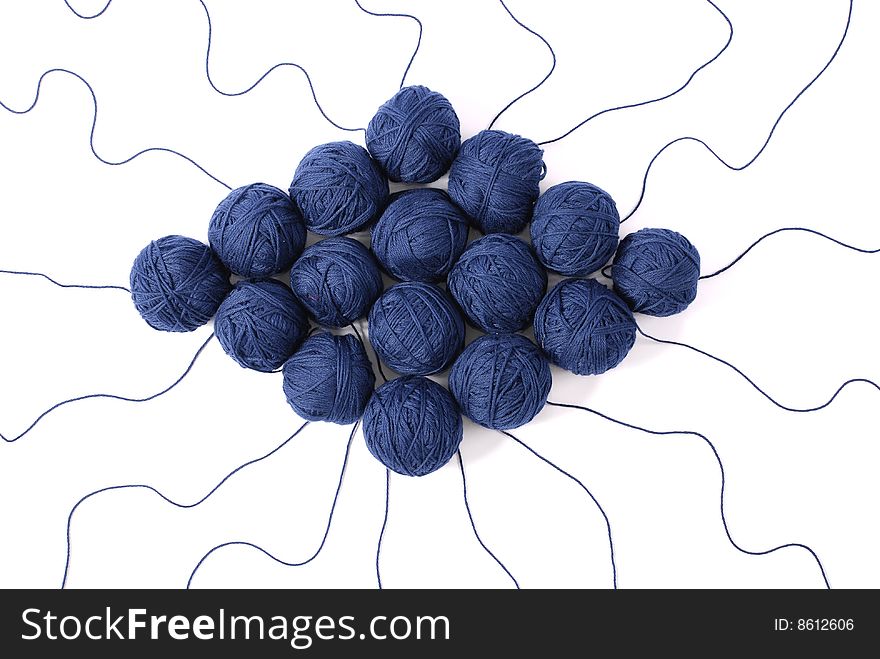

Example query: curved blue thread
[61,421,309,588]
[353,0,423,89]
[376,468,389,589]
[538,0,733,146]
[488,0,557,131]
[186,422,358,589]
[1,333,214,444]
[620,0,853,222]
[700,226,879,280]
[0,69,232,189]
[458,451,520,588]
[501,430,617,589]
[637,326,880,414]
[0,268,129,293]
[63,0,112,20]
[198,0,364,134]
[546,400,831,589]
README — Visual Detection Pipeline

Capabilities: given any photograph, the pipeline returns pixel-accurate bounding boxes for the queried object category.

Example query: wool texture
[531,181,619,276]
[447,233,546,333]
[368,281,464,375]
[289,237,383,327]
[366,85,461,184]
[371,188,469,283]
[130,235,230,332]
[362,375,463,477]
[449,333,551,430]
[533,278,636,375]
[289,141,389,236]
[282,331,375,424]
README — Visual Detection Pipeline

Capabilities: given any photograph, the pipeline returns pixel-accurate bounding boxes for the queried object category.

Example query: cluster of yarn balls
[129,84,701,478]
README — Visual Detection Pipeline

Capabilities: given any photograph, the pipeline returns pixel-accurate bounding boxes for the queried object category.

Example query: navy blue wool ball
[368,282,464,375]
[534,278,636,375]
[130,235,230,332]
[289,237,382,327]
[282,332,375,424]
[371,188,469,282]
[611,228,701,317]
[531,181,620,276]
[208,183,306,278]
[363,375,463,477]
[447,129,544,234]
[289,141,389,236]
[366,85,461,184]
[214,279,308,372]
[447,233,546,333]
[449,334,551,430]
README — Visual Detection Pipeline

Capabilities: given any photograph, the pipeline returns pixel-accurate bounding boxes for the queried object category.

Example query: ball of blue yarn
[531,181,620,276]
[366,85,461,184]
[208,183,306,278]
[289,237,382,327]
[368,282,464,375]
[371,188,469,282]
[447,129,544,234]
[447,233,546,333]
[130,235,230,332]
[363,375,463,477]
[289,141,389,236]
[611,228,701,317]
[449,334,551,430]
[214,279,309,372]
[282,331,375,424]
[534,278,636,375]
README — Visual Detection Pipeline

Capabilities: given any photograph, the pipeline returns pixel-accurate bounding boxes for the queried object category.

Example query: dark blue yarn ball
[371,188,469,282]
[447,233,547,333]
[363,375,463,477]
[282,331,375,424]
[449,333,551,430]
[289,141,389,236]
[289,237,383,327]
[534,278,636,376]
[130,235,230,332]
[447,129,544,234]
[611,228,701,317]
[531,181,620,276]
[368,282,464,375]
[366,85,461,184]
[214,279,309,372]
[208,183,306,278]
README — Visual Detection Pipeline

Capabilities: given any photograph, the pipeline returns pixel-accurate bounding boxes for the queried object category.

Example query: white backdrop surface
[0,0,877,589]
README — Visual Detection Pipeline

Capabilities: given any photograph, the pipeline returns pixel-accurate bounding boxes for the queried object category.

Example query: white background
[0,0,877,589]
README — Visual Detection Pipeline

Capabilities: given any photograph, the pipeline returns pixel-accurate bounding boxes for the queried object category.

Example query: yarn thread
[450,334,551,430]
[208,183,306,278]
[289,141,389,236]
[447,129,544,234]
[371,188,469,282]
[366,85,461,183]
[289,237,383,327]
[363,375,463,477]
[611,228,700,317]
[214,279,309,372]
[534,278,636,375]
[130,235,230,332]
[283,332,376,424]
[447,233,546,333]
[368,282,464,375]
[531,181,619,276]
